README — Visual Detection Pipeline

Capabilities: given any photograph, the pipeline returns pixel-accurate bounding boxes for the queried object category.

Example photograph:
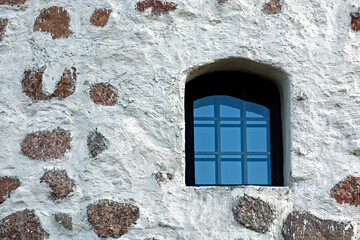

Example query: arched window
[185,72,283,186]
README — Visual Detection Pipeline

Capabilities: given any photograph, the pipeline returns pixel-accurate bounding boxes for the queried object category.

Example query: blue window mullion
[242,91,248,184]
[215,96,221,185]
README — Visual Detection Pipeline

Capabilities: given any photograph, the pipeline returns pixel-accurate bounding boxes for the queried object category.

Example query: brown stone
[22,67,46,100]
[282,211,354,240]
[0,176,20,204]
[263,0,282,15]
[34,6,71,39]
[218,0,227,3]
[40,170,75,200]
[51,68,76,98]
[22,67,76,100]
[330,176,360,207]
[351,12,360,31]
[0,18,8,41]
[0,0,25,5]
[87,199,139,237]
[0,209,49,239]
[89,83,118,106]
[232,195,274,232]
[55,213,72,230]
[90,9,112,27]
[21,129,71,159]
[155,172,173,183]
[136,0,177,15]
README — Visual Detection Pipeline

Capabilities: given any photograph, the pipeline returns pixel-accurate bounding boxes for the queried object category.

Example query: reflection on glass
[194,126,215,152]
[246,101,269,118]
[221,162,242,184]
[247,127,268,152]
[194,96,215,117]
[219,96,242,117]
[221,127,241,152]
[195,161,216,185]
[247,161,269,184]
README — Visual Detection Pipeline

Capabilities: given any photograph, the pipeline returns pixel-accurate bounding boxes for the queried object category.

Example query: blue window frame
[185,72,283,186]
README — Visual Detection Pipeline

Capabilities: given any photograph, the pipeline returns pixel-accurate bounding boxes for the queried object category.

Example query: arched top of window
[185,71,283,186]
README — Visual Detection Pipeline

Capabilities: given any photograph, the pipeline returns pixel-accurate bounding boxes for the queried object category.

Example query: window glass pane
[219,96,242,117]
[221,155,242,161]
[247,155,269,161]
[195,155,216,161]
[195,161,216,185]
[221,126,241,152]
[246,101,269,118]
[221,120,241,125]
[246,126,268,152]
[247,161,270,185]
[194,96,215,117]
[194,126,216,152]
[221,162,242,184]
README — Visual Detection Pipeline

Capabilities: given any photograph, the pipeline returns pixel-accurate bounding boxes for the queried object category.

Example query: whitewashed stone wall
[0,0,360,239]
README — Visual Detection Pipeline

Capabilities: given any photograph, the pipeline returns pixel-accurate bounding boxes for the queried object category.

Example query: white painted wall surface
[0,0,360,239]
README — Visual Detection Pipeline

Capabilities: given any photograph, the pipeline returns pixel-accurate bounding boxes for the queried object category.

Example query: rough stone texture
[87,199,140,238]
[2,0,360,239]
[89,83,117,106]
[155,172,173,183]
[21,129,71,159]
[0,209,49,239]
[51,68,76,99]
[22,68,46,100]
[40,170,75,200]
[232,195,274,232]
[282,212,354,240]
[136,0,177,15]
[263,0,282,15]
[218,0,227,3]
[87,130,109,157]
[0,18,8,41]
[350,12,360,31]
[330,176,360,207]
[90,9,112,27]
[34,6,71,39]
[0,0,25,5]
[55,213,72,230]
[22,67,76,100]
[0,176,20,204]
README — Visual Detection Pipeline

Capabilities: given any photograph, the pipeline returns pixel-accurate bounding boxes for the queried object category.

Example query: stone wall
[0,0,360,239]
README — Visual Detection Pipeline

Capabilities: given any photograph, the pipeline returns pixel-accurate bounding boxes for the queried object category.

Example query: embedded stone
[330,176,360,207]
[0,0,25,5]
[51,68,76,98]
[218,0,227,3]
[55,213,72,230]
[22,67,76,100]
[34,6,71,39]
[263,0,282,15]
[0,209,49,239]
[87,199,139,237]
[155,172,174,183]
[0,176,20,204]
[90,9,112,27]
[136,0,177,15]
[232,195,274,232]
[22,68,46,100]
[87,130,109,157]
[351,12,360,31]
[282,211,354,240]
[89,83,118,106]
[21,129,71,159]
[0,18,8,41]
[40,170,75,200]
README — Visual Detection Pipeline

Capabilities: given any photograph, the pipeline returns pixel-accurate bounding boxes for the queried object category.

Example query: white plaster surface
[0,0,360,239]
